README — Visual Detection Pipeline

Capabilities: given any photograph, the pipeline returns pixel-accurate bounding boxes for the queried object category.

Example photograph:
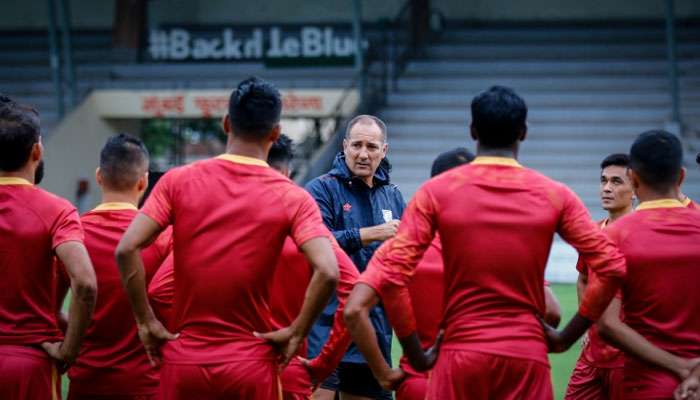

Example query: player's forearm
[309,244,359,378]
[576,273,587,306]
[55,242,97,362]
[116,245,156,325]
[344,285,392,379]
[548,312,593,353]
[598,314,688,377]
[62,282,96,362]
[292,268,337,337]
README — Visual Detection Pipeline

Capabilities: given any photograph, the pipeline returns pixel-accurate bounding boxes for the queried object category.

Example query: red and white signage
[93,89,358,119]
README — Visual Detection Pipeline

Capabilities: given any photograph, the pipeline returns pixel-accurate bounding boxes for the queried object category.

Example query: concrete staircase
[379,23,700,281]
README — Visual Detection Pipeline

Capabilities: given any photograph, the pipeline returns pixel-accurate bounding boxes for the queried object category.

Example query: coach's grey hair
[344,115,387,142]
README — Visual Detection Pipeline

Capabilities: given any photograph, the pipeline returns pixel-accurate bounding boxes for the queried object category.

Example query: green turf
[62,284,580,399]
[390,283,580,400]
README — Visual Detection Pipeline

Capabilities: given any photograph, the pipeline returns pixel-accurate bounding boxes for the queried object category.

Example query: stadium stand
[0,30,357,133]
[380,22,700,217]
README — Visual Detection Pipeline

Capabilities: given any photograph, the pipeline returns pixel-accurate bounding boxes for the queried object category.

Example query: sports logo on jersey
[343,202,352,212]
[382,209,393,223]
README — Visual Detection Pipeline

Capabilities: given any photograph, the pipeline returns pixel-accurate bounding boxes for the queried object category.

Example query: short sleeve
[285,187,330,247]
[50,206,84,249]
[141,169,177,228]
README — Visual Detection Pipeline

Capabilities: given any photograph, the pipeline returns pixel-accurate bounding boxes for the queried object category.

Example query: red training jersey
[65,203,171,396]
[575,218,625,369]
[141,154,329,365]
[682,196,698,209]
[606,199,700,396]
[0,177,83,346]
[361,157,626,365]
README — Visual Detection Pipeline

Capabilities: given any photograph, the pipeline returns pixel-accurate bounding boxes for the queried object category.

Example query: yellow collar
[92,202,138,211]
[681,197,692,207]
[636,199,685,211]
[217,154,269,167]
[471,156,522,168]
[0,177,32,186]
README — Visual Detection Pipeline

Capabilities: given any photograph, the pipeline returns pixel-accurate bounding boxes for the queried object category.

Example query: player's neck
[226,138,269,162]
[607,205,633,223]
[100,190,140,207]
[0,168,34,184]
[476,144,518,159]
[635,185,679,204]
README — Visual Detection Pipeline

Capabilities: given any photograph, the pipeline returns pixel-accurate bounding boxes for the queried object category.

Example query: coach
[306,115,405,400]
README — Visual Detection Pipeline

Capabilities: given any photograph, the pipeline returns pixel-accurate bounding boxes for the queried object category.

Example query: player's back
[0,179,81,346]
[141,155,327,364]
[610,204,700,360]
[67,205,170,396]
[424,159,595,364]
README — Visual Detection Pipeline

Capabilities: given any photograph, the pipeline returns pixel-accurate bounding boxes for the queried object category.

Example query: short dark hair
[228,77,281,139]
[345,115,387,142]
[600,153,630,170]
[629,130,683,192]
[471,86,527,148]
[99,133,149,191]
[0,95,41,172]
[431,147,475,177]
[267,134,294,169]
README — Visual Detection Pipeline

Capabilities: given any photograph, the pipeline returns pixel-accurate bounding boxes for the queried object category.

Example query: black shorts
[320,362,392,399]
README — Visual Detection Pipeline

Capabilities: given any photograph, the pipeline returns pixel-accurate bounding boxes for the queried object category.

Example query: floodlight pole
[47,0,64,118]
[664,0,682,132]
[57,0,77,108]
[352,0,366,103]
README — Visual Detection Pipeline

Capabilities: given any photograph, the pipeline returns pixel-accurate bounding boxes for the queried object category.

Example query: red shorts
[69,393,158,400]
[624,363,680,400]
[396,374,428,400]
[280,358,312,399]
[0,345,60,400]
[160,359,281,400]
[426,350,553,400]
[282,391,308,400]
[565,359,623,400]
[396,359,429,400]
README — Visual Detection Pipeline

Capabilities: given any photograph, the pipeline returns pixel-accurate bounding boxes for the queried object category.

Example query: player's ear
[222,114,232,134]
[470,124,478,141]
[30,141,42,163]
[519,123,528,142]
[95,167,103,187]
[136,172,148,194]
[678,167,686,188]
[626,168,640,192]
[269,124,281,143]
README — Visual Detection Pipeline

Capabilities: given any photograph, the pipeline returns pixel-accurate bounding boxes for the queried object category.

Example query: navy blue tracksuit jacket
[305,152,406,364]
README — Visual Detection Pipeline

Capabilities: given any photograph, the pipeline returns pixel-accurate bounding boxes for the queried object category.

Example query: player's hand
[675,358,700,380]
[137,318,178,367]
[540,318,567,353]
[254,326,304,369]
[423,330,444,369]
[377,367,406,391]
[41,341,72,373]
[675,375,700,400]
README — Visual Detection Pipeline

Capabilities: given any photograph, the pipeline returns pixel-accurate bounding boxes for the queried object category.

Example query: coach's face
[343,122,387,182]
[600,165,634,211]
